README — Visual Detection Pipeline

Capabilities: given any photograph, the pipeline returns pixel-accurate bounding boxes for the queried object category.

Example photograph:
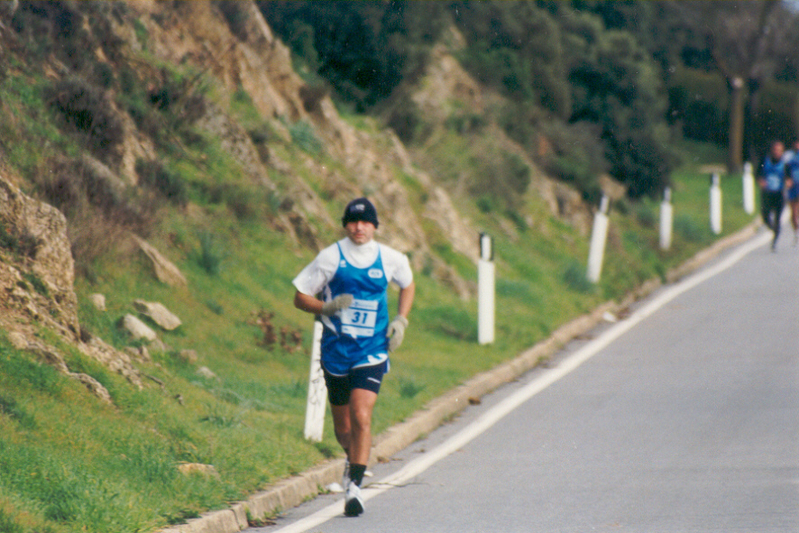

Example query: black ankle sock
[349,463,366,486]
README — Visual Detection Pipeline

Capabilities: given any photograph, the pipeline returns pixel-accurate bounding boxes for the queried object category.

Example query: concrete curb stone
[159,219,760,533]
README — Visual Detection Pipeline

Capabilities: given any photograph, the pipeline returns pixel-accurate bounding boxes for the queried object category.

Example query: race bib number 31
[340,298,378,338]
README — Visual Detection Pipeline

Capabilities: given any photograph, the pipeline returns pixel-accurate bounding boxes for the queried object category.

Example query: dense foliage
[259,1,449,108]
[261,0,798,199]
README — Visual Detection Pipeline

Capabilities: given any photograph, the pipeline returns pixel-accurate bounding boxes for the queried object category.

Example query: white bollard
[587,195,610,283]
[303,319,326,442]
[478,233,495,345]
[742,162,755,215]
[659,187,673,251]
[710,173,722,235]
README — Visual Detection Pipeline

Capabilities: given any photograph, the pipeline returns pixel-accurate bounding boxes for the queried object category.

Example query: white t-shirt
[293,238,413,297]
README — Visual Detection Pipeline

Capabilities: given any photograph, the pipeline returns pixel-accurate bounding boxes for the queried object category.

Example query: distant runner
[292,197,415,517]
[758,140,789,251]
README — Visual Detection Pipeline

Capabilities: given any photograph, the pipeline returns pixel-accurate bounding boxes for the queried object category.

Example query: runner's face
[345,220,375,245]
[771,142,784,159]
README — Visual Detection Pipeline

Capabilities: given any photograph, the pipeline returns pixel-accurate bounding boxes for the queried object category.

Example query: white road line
[271,231,770,533]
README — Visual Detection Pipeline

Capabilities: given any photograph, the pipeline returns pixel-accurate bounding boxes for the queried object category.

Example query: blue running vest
[320,243,389,375]
[762,156,787,192]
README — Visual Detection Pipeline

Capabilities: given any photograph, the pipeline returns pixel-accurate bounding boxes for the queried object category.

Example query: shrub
[445,113,487,134]
[470,151,531,212]
[135,159,188,206]
[674,214,709,243]
[22,272,49,298]
[397,377,426,399]
[541,121,607,203]
[420,305,476,340]
[194,231,224,276]
[476,196,494,213]
[386,96,430,144]
[48,77,124,153]
[635,203,656,228]
[289,120,323,155]
[0,225,40,258]
[67,207,137,280]
[222,184,264,221]
[563,259,594,293]
[205,300,224,315]
[0,394,36,429]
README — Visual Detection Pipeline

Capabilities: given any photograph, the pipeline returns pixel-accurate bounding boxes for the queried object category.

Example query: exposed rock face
[424,187,481,264]
[0,175,79,339]
[79,336,143,389]
[0,173,142,394]
[410,41,487,123]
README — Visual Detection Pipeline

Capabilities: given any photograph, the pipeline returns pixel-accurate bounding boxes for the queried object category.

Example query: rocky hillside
[0,0,599,392]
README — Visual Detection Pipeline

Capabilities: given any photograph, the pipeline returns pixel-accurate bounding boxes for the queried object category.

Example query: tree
[673,1,795,171]
[568,29,675,197]
[259,1,448,110]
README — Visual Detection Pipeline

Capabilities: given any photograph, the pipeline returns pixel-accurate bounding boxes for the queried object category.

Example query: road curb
[160,219,760,533]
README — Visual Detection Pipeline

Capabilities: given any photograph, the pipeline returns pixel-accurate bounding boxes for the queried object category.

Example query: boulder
[125,345,151,363]
[120,314,158,342]
[89,293,106,311]
[196,366,217,380]
[178,463,218,477]
[132,235,187,287]
[133,299,182,331]
[69,372,112,404]
[178,349,199,364]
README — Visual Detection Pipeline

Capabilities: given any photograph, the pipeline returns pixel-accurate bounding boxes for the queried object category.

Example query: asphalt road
[259,232,799,533]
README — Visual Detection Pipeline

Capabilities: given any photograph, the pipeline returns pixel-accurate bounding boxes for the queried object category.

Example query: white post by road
[587,195,610,283]
[304,319,326,442]
[478,233,495,345]
[710,173,722,235]
[742,162,755,215]
[659,187,673,251]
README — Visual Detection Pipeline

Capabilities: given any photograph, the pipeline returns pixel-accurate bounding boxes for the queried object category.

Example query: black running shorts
[322,360,388,406]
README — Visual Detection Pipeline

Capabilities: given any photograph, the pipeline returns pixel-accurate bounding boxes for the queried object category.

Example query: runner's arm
[294,291,324,315]
[396,281,415,319]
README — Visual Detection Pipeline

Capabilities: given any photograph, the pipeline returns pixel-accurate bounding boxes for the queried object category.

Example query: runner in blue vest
[784,140,799,245]
[758,141,789,251]
[293,197,415,516]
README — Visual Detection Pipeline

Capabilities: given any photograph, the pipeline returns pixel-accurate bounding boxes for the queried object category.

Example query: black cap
[341,197,379,228]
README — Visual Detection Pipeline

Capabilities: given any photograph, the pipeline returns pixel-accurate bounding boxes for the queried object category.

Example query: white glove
[321,294,353,316]
[386,315,409,352]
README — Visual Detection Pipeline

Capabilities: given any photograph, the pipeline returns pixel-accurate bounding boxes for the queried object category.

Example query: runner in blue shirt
[758,141,790,251]
[784,140,799,245]
[293,197,415,516]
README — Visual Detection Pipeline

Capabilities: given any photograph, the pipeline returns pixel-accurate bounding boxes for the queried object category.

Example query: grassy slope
[0,59,756,532]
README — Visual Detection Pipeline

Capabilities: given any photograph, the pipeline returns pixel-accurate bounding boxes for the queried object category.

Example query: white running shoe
[344,481,364,517]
